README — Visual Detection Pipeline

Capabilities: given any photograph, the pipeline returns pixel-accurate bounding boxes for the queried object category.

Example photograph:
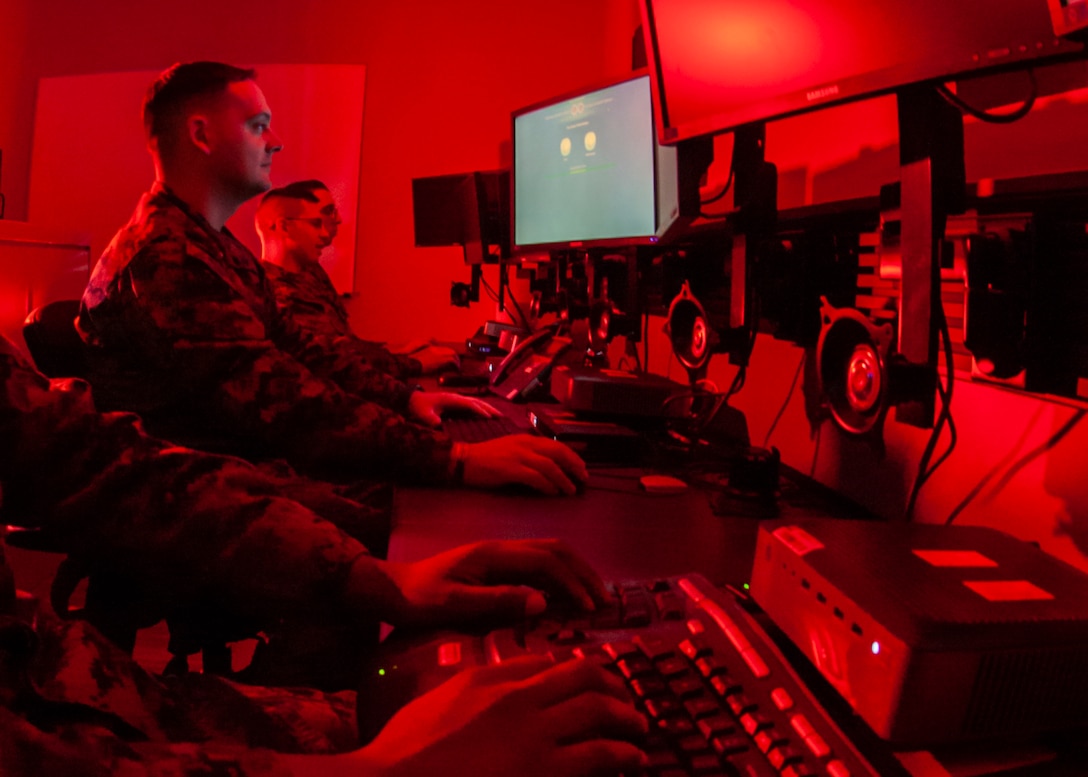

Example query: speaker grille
[963,646,1088,734]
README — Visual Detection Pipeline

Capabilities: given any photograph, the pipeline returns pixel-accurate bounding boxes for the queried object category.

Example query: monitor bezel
[511,69,676,253]
[641,0,1087,145]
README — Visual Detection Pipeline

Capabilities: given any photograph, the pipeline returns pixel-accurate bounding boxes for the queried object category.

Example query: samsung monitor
[512,72,686,251]
[412,170,509,265]
[641,0,1087,144]
[1050,0,1088,38]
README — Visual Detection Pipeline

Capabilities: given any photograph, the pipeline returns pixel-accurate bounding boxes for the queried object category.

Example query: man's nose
[266,128,284,153]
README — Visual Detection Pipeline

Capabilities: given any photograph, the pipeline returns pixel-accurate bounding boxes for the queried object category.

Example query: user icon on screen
[584,131,597,151]
[560,137,572,157]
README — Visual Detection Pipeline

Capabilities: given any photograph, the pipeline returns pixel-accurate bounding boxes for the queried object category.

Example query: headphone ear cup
[666,282,716,373]
[817,299,893,435]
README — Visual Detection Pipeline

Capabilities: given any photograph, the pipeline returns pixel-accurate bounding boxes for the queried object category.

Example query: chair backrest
[23,299,88,379]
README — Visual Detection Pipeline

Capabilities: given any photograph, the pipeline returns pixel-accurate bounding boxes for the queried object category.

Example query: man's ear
[188,115,213,155]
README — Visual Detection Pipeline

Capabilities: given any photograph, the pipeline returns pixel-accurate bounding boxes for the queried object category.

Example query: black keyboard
[442,414,523,443]
[358,574,891,777]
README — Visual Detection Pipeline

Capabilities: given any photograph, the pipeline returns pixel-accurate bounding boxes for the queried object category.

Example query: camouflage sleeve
[276,314,417,414]
[115,246,452,484]
[0,336,374,623]
[0,707,294,777]
[263,262,421,383]
[295,327,423,383]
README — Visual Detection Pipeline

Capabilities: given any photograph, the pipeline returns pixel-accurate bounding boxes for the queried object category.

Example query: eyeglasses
[282,217,324,228]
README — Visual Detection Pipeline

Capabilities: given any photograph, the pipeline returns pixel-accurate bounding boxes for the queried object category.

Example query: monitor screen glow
[513,74,676,250]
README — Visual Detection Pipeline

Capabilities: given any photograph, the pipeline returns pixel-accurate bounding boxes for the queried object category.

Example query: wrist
[343,555,406,624]
[447,441,468,485]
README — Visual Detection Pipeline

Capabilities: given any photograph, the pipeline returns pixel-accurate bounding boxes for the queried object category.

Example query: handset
[489,324,558,387]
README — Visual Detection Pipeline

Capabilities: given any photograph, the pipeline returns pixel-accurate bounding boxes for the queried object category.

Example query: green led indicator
[378,669,385,676]
[743,583,750,591]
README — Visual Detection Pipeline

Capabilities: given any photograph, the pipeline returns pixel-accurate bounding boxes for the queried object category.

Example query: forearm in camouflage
[88,251,451,483]
[282,324,417,414]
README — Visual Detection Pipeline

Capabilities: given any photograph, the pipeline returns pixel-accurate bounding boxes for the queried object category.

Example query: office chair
[22,299,88,379]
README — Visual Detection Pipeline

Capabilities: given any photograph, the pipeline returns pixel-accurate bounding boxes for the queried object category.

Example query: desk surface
[389,465,862,592]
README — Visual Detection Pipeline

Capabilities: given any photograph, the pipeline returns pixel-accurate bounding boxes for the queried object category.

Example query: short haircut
[143,61,257,150]
[259,180,330,208]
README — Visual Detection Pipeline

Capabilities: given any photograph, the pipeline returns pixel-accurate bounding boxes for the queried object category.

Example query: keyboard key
[697,714,737,739]
[767,744,805,770]
[660,717,698,738]
[709,674,743,698]
[726,693,758,716]
[684,697,721,720]
[655,591,685,619]
[669,675,706,699]
[739,712,774,735]
[622,603,652,627]
[677,577,707,603]
[629,676,667,699]
[656,656,691,678]
[790,714,831,758]
[634,635,675,661]
[616,655,654,680]
[712,735,750,756]
[549,628,585,645]
[689,754,727,775]
[679,636,713,660]
[781,765,819,777]
[695,656,729,678]
[827,759,851,777]
[771,687,794,711]
[645,697,683,720]
[753,728,789,753]
[647,749,683,772]
[740,647,771,679]
[678,734,711,754]
[603,641,640,661]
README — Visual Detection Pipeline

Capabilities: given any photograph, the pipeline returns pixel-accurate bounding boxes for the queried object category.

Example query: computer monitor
[512,71,687,252]
[412,170,509,265]
[1050,0,1088,38]
[641,0,1087,144]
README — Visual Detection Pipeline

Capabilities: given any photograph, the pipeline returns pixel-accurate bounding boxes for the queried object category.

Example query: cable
[480,273,531,330]
[763,351,806,448]
[944,407,1085,526]
[700,164,735,206]
[903,300,957,521]
[642,311,650,374]
[936,70,1037,124]
[809,423,823,479]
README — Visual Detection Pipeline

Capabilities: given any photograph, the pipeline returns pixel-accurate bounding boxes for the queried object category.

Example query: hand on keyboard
[357,655,648,777]
[381,538,610,628]
[462,434,588,496]
[407,391,501,427]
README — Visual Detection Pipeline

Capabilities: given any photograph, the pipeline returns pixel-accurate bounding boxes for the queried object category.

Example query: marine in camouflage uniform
[0,332,643,777]
[77,183,454,485]
[0,333,362,774]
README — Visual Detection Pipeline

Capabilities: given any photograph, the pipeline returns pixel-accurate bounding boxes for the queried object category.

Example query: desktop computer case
[750,518,1088,745]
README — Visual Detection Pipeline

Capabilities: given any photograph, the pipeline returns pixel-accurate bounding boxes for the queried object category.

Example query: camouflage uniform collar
[149,182,243,248]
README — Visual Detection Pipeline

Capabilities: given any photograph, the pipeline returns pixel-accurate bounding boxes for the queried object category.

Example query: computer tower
[750,518,1088,745]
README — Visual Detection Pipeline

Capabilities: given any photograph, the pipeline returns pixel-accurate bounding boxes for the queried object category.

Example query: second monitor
[512,71,700,252]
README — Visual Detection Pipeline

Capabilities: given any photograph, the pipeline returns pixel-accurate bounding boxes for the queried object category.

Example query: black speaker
[817,298,893,435]
[665,281,719,380]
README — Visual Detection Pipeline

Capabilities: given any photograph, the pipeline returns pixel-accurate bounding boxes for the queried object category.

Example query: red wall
[2,0,642,343]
